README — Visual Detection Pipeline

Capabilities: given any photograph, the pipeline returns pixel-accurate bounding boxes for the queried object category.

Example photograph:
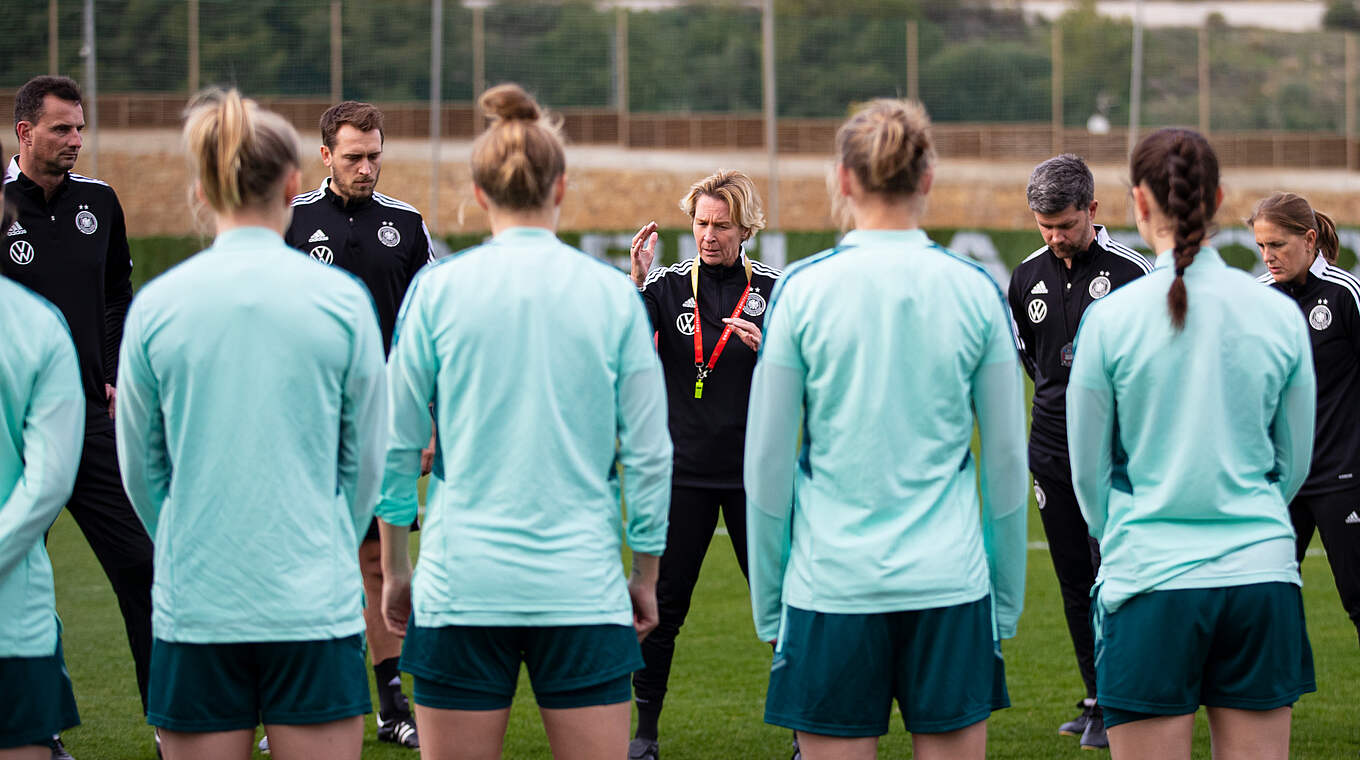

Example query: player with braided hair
[1067,128,1317,759]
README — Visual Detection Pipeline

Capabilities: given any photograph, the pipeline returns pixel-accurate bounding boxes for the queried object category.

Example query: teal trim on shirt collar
[493,226,558,243]
[210,226,287,251]
[839,228,929,247]
[1153,245,1225,271]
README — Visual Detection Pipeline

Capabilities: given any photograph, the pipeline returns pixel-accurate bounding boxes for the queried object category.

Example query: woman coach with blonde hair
[376,83,671,760]
[115,88,387,760]
[624,170,782,760]
[744,98,1028,760]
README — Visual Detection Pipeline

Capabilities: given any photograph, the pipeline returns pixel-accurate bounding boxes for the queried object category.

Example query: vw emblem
[675,312,696,336]
[1027,298,1047,324]
[310,245,334,265]
[9,240,35,265]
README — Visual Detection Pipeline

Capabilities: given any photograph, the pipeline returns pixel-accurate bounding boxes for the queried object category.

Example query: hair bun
[480,84,540,123]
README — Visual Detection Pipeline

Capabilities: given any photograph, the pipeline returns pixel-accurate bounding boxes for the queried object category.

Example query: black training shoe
[1060,698,1096,737]
[376,712,419,749]
[1080,706,1109,750]
[49,736,74,760]
[628,737,659,760]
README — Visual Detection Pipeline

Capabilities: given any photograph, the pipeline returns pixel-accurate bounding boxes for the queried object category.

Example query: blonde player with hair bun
[376,83,671,760]
[115,88,388,760]
[744,98,1028,760]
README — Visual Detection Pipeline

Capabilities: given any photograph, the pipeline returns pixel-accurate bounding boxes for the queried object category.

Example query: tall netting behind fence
[629,5,761,114]
[0,0,1358,166]
[1210,26,1346,133]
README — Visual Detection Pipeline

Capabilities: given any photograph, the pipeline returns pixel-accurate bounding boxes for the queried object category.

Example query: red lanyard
[691,255,753,399]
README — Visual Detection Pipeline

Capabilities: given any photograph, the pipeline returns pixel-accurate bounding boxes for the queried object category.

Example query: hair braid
[1131,128,1219,331]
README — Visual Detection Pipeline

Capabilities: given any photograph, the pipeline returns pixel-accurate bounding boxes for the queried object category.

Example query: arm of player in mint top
[103,194,133,385]
[114,305,171,537]
[376,278,437,529]
[1272,316,1316,505]
[743,287,804,643]
[0,327,83,579]
[338,289,388,545]
[1067,316,1114,543]
[616,294,672,558]
[973,293,1029,640]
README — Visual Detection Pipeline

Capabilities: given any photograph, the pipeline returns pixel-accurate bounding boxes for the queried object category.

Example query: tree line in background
[0,0,1349,131]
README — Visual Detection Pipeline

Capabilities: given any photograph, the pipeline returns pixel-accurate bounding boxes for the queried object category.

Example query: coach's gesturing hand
[722,317,762,352]
[630,552,661,641]
[629,221,660,287]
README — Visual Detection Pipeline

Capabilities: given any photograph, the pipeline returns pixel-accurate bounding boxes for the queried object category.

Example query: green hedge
[131,229,1344,292]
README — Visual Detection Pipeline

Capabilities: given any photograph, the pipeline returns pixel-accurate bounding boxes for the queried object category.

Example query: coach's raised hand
[629,220,659,286]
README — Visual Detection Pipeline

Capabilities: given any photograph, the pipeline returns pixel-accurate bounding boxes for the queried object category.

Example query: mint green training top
[744,229,1029,644]
[375,227,671,628]
[116,226,388,643]
[0,279,83,658]
[1068,247,1315,614]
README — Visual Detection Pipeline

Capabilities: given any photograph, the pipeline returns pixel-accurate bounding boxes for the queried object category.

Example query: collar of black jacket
[11,170,70,204]
[323,179,372,213]
[697,255,746,280]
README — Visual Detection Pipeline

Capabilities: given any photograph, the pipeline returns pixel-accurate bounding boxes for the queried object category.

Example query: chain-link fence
[1,1,1357,166]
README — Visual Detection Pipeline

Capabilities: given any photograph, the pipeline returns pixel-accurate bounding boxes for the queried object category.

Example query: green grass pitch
[47,498,1357,759]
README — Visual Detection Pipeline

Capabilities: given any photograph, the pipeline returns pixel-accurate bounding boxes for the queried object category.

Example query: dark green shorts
[401,619,642,710]
[1096,582,1316,728]
[0,638,80,749]
[147,634,370,732]
[764,597,1008,737]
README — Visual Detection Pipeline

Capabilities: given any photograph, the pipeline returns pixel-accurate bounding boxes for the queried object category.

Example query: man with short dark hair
[283,100,433,752]
[2,74,153,760]
[1007,154,1151,751]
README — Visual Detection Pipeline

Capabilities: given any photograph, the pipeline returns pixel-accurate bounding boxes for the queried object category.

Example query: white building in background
[1014,1,1326,31]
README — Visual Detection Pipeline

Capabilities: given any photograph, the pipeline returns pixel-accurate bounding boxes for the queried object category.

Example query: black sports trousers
[1290,487,1360,644]
[633,486,750,718]
[1031,450,1100,698]
[65,426,155,712]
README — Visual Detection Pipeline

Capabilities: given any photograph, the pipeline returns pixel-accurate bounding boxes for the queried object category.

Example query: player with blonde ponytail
[744,98,1027,760]
[376,83,671,760]
[115,88,387,760]
[1068,128,1318,759]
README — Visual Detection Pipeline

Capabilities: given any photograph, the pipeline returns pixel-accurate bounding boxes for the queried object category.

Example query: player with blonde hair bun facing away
[744,98,1028,760]
[376,83,672,760]
[115,88,387,760]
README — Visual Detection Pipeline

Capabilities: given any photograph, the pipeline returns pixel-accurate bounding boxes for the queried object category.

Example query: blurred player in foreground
[744,98,1028,760]
[625,169,780,760]
[1068,128,1316,760]
[1251,192,1360,646]
[0,135,86,760]
[116,88,387,760]
[376,83,672,760]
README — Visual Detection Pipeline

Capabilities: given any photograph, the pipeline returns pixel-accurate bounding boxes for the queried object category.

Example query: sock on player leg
[374,657,406,717]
